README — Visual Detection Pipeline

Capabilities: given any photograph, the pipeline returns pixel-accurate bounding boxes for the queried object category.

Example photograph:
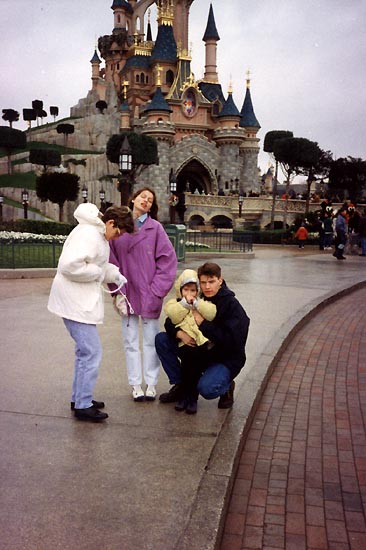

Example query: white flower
[0,231,67,244]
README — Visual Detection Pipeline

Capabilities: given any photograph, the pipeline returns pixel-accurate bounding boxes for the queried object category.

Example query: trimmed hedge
[0,219,74,235]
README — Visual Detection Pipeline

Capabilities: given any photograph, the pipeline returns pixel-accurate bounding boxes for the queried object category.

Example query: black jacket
[164,281,250,378]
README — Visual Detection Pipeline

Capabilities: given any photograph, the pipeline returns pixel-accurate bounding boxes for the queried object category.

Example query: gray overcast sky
[1,0,365,174]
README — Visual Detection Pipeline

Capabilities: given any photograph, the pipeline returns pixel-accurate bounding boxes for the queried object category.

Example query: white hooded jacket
[48,203,121,324]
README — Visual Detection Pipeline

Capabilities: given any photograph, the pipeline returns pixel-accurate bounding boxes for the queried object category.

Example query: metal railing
[0,240,63,269]
[186,231,253,252]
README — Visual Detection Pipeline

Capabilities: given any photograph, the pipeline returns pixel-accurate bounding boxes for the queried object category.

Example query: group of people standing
[48,187,250,422]
[321,201,366,260]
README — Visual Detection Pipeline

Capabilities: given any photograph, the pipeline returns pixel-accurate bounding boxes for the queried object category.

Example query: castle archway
[176,159,213,195]
[174,158,214,223]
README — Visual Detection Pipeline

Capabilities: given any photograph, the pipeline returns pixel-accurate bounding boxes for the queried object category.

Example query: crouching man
[155,262,250,409]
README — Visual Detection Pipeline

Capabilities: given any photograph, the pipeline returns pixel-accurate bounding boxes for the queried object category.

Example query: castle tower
[90,49,101,91]
[111,0,133,32]
[202,3,220,83]
[239,73,261,193]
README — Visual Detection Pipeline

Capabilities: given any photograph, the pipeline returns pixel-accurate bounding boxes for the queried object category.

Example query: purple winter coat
[109,216,177,318]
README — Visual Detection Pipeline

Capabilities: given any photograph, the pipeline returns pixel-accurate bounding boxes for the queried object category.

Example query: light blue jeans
[63,318,102,409]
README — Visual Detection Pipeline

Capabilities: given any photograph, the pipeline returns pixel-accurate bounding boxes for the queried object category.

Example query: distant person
[156,262,250,410]
[109,187,177,403]
[48,204,134,422]
[333,206,348,260]
[295,223,308,249]
[164,269,217,414]
[358,208,366,256]
[323,211,334,250]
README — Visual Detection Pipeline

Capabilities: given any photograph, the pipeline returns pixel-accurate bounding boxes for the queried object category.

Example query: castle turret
[111,0,133,32]
[239,74,261,193]
[217,85,241,128]
[90,49,101,90]
[202,3,220,83]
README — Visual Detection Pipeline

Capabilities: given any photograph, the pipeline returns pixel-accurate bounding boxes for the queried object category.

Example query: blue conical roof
[144,87,172,113]
[218,92,240,118]
[111,0,133,14]
[119,100,130,113]
[151,24,177,62]
[240,87,260,128]
[90,49,101,64]
[203,4,220,41]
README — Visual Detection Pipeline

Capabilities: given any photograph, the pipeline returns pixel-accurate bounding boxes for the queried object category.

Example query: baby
[164,269,216,414]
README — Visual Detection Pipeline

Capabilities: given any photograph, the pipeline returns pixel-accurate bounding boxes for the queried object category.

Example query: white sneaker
[132,385,145,402]
[145,385,156,401]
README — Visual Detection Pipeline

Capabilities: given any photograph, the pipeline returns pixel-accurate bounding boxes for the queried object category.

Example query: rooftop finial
[246,69,251,89]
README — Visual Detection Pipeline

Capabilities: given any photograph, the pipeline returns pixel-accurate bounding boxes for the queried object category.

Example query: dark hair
[198,262,221,279]
[129,187,159,220]
[102,206,134,233]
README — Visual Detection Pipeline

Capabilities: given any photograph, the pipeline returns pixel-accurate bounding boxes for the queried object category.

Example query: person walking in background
[156,262,250,410]
[295,223,308,249]
[323,211,334,250]
[164,269,217,415]
[333,206,348,260]
[109,187,177,403]
[48,204,134,422]
[358,207,366,256]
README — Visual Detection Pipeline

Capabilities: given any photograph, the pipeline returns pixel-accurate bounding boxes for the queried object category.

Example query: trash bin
[165,224,186,261]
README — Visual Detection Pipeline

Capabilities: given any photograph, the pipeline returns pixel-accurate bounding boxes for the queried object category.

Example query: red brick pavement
[220,287,366,550]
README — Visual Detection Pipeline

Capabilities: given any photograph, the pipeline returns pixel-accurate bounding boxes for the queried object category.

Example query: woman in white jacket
[48,203,134,422]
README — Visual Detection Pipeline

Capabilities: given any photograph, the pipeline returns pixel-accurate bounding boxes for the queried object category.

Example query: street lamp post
[169,172,177,224]
[22,189,29,219]
[118,135,133,206]
[82,184,88,203]
[238,193,244,218]
[0,193,3,222]
[99,187,106,212]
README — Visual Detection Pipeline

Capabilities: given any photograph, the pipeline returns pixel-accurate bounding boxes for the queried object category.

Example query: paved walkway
[221,287,366,549]
[0,246,366,549]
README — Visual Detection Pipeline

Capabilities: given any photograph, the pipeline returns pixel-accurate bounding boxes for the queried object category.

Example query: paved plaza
[0,246,365,549]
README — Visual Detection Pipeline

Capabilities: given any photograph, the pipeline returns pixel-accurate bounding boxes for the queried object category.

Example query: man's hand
[176,329,196,347]
[192,309,204,326]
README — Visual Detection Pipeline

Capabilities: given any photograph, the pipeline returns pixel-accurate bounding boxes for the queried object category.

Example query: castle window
[146,75,149,84]
[166,69,174,85]
[140,73,145,84]
[136,74,140,83]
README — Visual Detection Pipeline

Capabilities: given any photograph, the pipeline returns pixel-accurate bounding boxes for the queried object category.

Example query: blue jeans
[361,237,366,255]
[155,332,232,399]
[63,319,102,409]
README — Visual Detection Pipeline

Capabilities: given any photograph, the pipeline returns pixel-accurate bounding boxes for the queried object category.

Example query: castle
[29,0,261,225]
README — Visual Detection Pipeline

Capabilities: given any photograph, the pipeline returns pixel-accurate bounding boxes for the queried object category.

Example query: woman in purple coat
[109,187,177,402]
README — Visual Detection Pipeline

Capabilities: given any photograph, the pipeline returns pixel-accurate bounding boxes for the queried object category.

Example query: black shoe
[175,399,187,412]
[71,399,105,411]
[159,384,183,403]
[337,256,346,260]
[218,381,235,409]
[185,399,198,415]
[74,406,108,422]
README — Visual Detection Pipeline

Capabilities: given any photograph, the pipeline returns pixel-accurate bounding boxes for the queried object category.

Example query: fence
[0,240,63,269]
[186,231,253,252]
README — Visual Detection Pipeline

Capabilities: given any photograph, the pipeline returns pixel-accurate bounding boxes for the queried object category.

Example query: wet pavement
[0,245,365,549]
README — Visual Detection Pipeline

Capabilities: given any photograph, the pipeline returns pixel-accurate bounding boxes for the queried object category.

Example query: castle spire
[202,3,219,83]
[240,72,261,129]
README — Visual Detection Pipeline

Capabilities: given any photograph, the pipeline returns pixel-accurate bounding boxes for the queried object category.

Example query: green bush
[0,219,74,235]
